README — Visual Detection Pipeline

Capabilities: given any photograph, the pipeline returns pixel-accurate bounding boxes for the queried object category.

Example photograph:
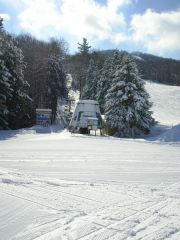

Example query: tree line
[133,52,180,86]
[0,18,32,129]
[80,47,155,137]
[0,23,155,137]
[0,18,67,129]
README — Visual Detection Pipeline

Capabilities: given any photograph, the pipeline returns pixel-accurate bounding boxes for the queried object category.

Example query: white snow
[0,82,180,239]
[149,124,180,143]
[145,81,180,125]
[132,55,145,61]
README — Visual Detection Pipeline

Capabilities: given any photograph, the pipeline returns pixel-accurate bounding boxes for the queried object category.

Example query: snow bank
[31,124,64,133]
[149,124,180,142]
[1,177,33,185]
[0,174,33,185]
[0,124,64,140]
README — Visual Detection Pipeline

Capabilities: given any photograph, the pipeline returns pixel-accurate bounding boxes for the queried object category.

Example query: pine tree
[82,59,99,100]
[96,57,113,113]
[77,38,91,98]
[78,38,91,55]
[47,55,67,122]
[14,80,34,129]
[0,59,11,129]
[105,52,154,137]
[0,18,12,129]
[0,20,33,129]
[0,18,3,30]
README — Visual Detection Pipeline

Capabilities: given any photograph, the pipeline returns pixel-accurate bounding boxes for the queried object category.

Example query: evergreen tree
[105,52,154,137]
[0,59,11,129]
[78,38,91,55]
[0,17,3,30]
[96,57,113,112]
[76,38,91,98]
[82,59,99,100]
[47,55,67,122]
[0,18,12,129]
[13,80,34,129]
[0,19,33,129]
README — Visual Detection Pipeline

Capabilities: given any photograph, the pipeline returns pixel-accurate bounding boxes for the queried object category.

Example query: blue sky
[0,0,180,59]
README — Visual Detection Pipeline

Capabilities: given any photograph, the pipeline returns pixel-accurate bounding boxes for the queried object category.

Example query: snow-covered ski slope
[0,82,180,240]
[146,81,180,126]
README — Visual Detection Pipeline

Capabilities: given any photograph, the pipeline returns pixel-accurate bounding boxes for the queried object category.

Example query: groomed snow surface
[0,82,180,240]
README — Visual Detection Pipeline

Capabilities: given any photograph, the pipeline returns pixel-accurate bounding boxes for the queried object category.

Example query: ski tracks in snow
[0,172,180,240]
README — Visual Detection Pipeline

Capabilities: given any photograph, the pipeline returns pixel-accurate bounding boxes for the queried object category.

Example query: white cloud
[59,0,128,40]
[0,13,11,21]
[17,0,131,48]
[107,0,132,12]
[130,9,180,54]
[18,0,60,38]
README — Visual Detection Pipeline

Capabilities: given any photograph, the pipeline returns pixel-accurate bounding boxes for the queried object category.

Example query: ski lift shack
[36,109,52,127]
[69,100,103,134]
